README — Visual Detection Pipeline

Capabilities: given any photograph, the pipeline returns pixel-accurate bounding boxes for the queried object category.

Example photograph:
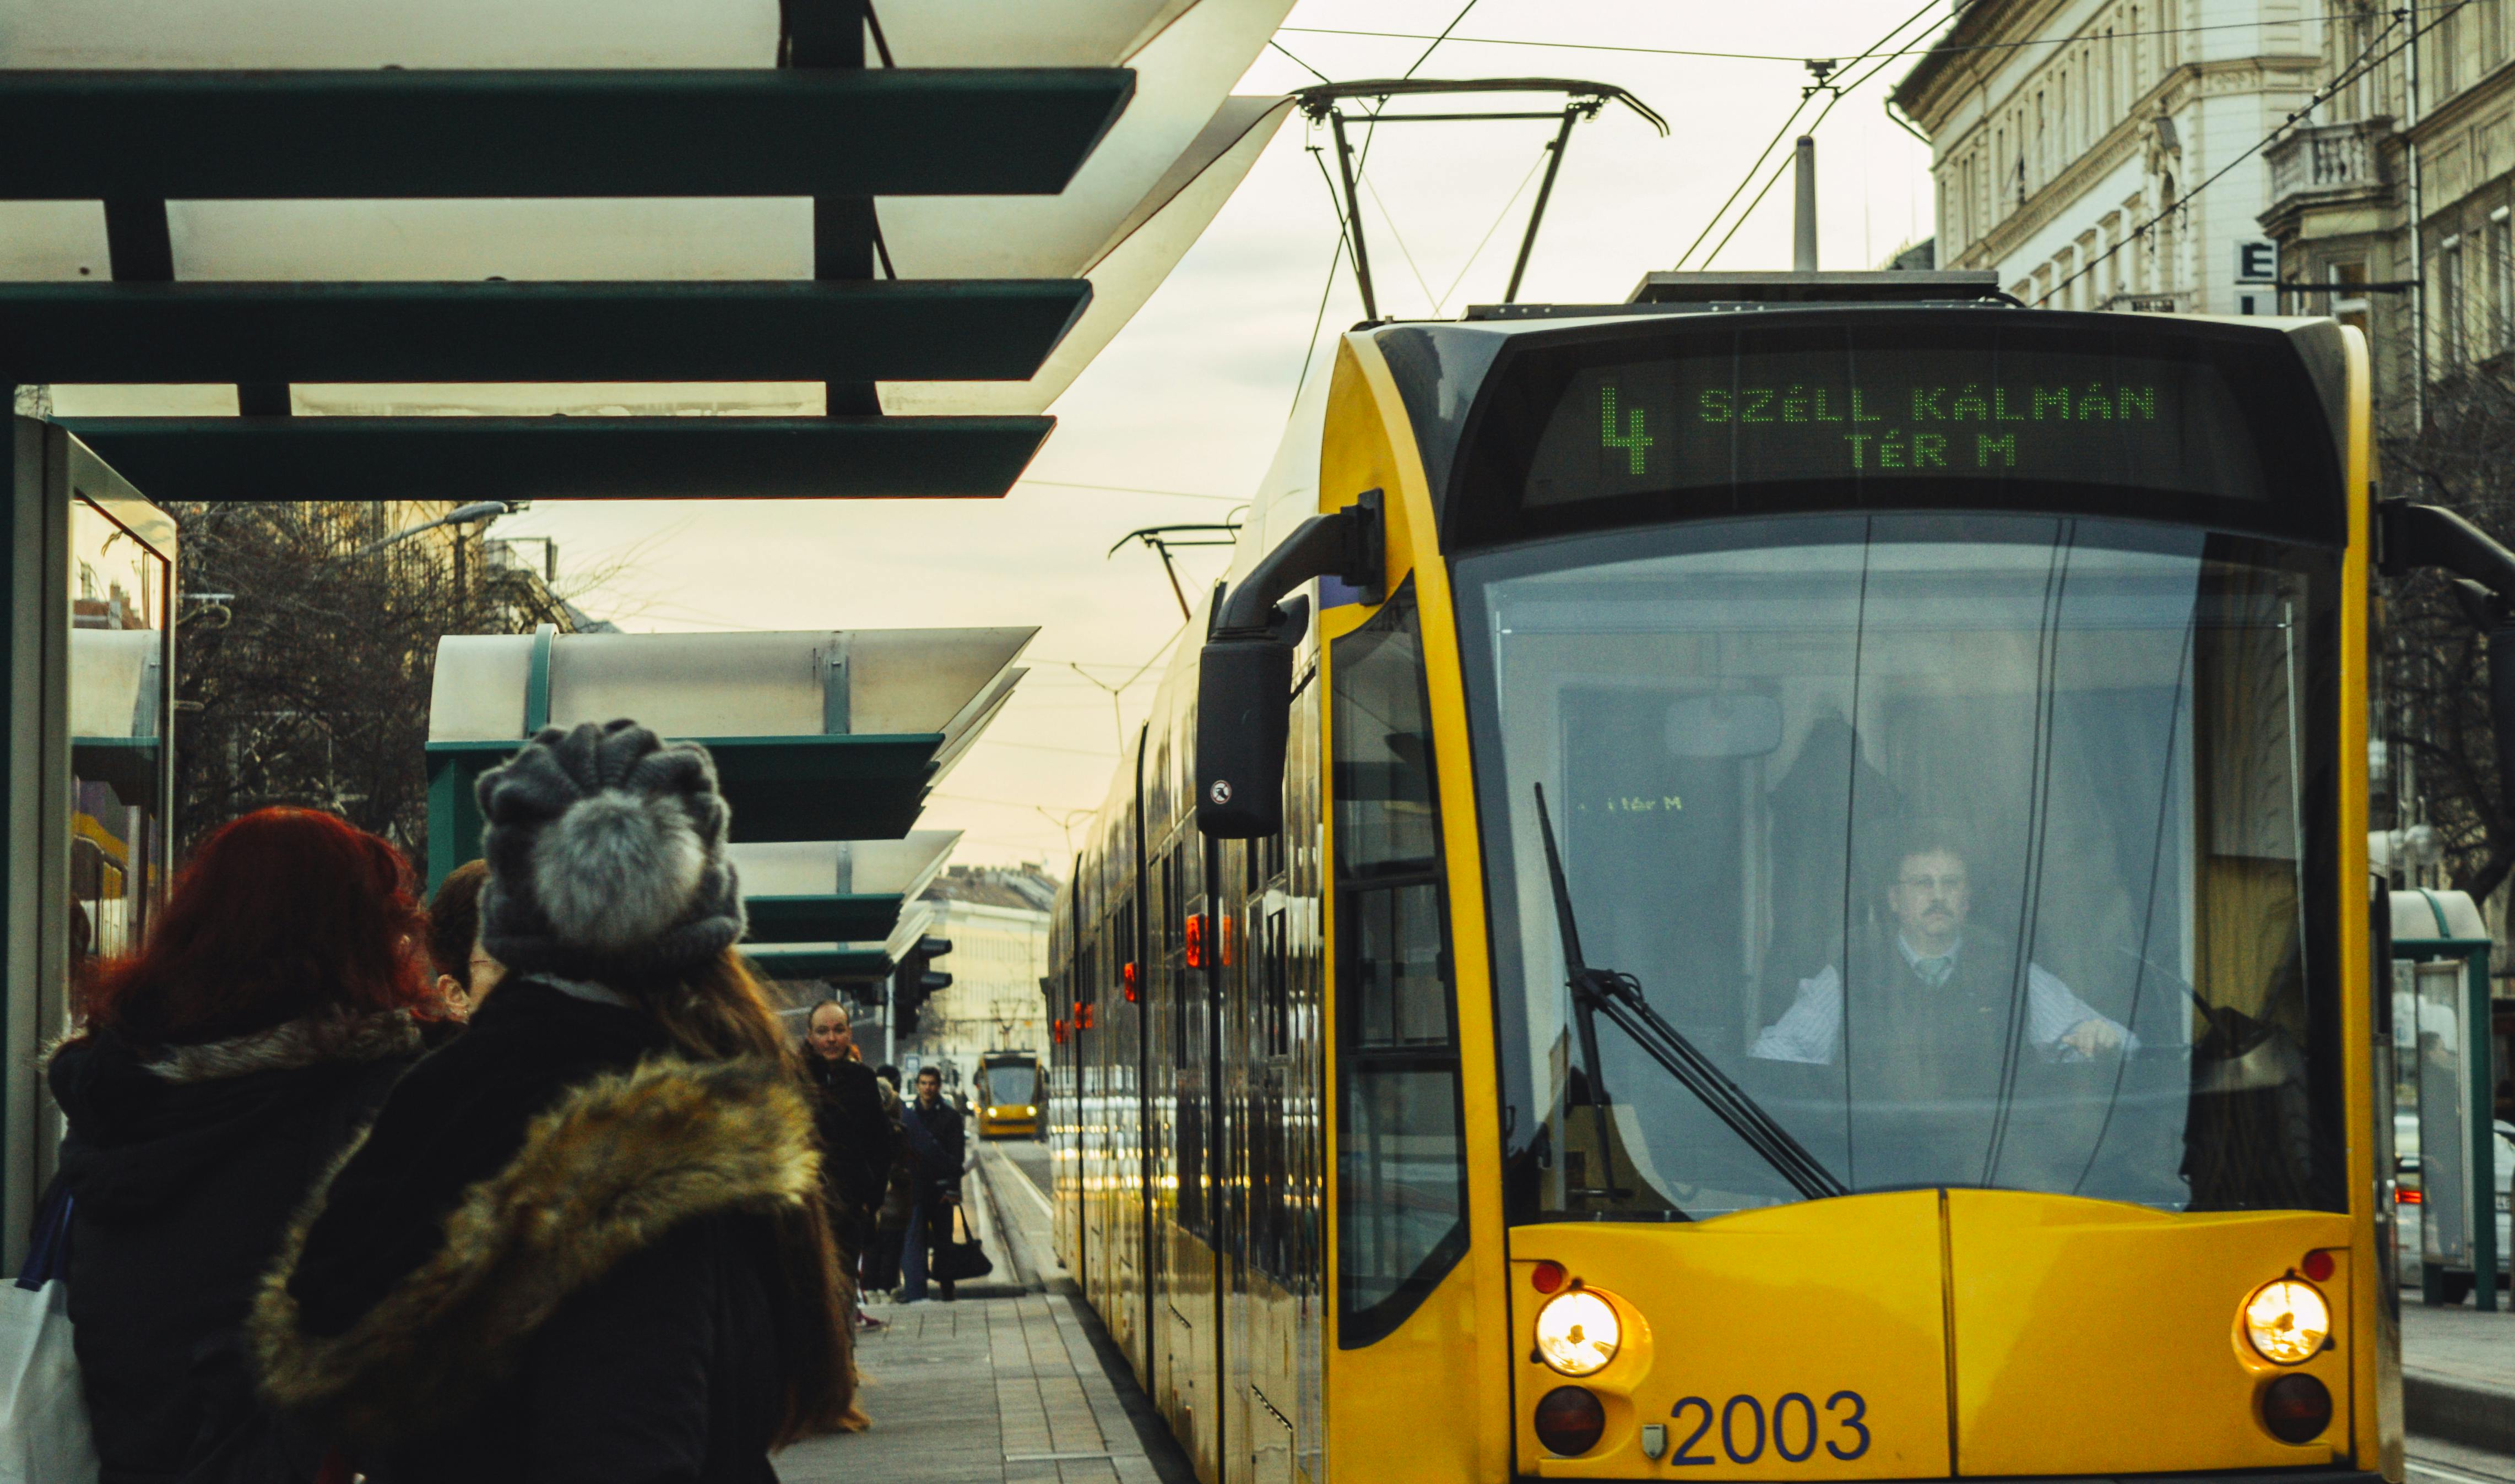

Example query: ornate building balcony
[2262,117,2395,240]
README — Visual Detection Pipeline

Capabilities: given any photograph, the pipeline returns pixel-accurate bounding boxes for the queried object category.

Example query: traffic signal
[892,936,955,1036]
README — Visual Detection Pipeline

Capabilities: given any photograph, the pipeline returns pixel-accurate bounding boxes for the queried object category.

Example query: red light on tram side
[1081,1004,1096,1030]
[2301,1250,2335,1282]
[1123,962,1140,1002]
[1531,1260,1567,1294]
[2399,1188,2423,1205]
[1184,915,1206,968]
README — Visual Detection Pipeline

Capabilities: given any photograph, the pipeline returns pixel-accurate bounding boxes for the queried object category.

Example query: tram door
[4,422,177,1270]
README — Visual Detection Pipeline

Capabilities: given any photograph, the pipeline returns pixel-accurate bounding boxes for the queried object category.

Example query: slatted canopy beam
[0,69,1135,198]
[745,895,909,945]
[0,280,1092,383]
[57,416,1054,501]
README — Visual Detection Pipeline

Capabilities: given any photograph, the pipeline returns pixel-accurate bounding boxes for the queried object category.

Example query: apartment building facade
[1893,0,2324,316]
[2258,1,2515,423]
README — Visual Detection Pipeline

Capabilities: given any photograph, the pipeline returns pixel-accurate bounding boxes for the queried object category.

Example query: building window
[2440,234,2466,372]
[2492,207,2513,356]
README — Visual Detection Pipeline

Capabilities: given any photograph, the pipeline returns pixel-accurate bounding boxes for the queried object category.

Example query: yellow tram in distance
[1047,268,2441,1484]
[977,1049,1044,1140]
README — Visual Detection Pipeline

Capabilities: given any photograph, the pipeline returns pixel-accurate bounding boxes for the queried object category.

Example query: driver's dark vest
[1839,925,2029,1108]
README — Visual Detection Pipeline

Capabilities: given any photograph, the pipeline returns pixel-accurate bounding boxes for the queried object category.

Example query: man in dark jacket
[897,1065,967,1304]
[801,1001,896,1271]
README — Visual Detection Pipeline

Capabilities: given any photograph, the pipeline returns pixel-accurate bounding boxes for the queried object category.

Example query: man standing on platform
[803,999,895,1324]
[898,1064,967,1305]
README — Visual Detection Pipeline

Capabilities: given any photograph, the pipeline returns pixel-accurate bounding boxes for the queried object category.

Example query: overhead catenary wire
[1402,0,1483,79]
[2032,1,2438,308]
[1678,0,1945,270]
[1279,15,2350,66]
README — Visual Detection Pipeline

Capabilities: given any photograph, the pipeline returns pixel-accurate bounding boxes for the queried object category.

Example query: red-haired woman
[47,807,436,1483]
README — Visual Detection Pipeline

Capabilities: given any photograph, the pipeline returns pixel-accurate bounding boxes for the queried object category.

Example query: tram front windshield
[1459,515,2344,1221]
[987,1063,1037,1106]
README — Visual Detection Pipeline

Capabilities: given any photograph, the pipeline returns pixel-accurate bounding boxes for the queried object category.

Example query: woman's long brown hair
[630,948,853,1439]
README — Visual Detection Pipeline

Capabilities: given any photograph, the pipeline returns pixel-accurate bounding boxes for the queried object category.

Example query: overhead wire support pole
[1324,108,1380,323]
[1503,103,1590,303]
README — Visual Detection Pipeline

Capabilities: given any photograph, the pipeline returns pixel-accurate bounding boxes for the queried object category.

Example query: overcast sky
[494,0,1946,869]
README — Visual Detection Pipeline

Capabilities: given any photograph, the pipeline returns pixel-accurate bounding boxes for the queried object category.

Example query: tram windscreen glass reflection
[988,1064,1038,1105]
[1461,515,2341,1219]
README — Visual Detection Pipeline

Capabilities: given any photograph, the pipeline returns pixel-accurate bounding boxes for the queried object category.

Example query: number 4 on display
[1601,381,1652,475]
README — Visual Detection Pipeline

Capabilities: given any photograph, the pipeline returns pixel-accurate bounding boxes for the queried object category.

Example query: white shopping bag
[0,1192,96,1484]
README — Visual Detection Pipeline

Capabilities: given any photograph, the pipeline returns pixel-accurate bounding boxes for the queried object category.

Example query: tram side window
[1334,580,1468,1346]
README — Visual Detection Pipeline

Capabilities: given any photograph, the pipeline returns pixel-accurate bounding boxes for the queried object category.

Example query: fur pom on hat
[475,720,744,983]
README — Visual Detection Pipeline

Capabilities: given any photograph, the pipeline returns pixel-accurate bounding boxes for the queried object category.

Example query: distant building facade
[2256,3,2515,426]
[1893,0,2321,316]
[898,863,1056,1087]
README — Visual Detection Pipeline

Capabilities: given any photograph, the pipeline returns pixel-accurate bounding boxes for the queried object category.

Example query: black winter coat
[802,1054,894,1255]
[251,979,847,1484]
[48,1012,425,1484]
[899,1094,965,1202]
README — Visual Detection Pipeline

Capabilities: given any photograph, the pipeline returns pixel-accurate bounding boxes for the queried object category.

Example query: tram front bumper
[1510,1193,2364,1479]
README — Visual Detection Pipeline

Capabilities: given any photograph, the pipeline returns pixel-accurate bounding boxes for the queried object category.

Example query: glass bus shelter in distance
[2389,888,2502,1308]
[3,417,178,1268]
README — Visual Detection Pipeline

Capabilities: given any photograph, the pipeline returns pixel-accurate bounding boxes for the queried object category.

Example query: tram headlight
[2241,1279,2330,1365]
[1533,1288,1621,1376]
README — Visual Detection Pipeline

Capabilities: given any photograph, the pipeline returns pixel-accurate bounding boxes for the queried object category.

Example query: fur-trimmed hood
[49,1014,426,1224]
[251,1053,821,1448]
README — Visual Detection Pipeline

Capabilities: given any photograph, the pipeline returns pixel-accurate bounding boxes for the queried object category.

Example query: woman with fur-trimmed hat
[252,720,851,1482]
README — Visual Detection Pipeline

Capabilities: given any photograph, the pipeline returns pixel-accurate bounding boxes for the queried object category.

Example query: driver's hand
[2061,1019,2123,1059]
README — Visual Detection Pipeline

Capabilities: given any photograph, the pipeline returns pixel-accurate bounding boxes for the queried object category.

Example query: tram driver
[1749,831,2132,1075]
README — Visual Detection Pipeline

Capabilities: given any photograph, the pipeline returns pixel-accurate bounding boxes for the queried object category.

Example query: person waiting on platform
[801,999,896,1330]
[252,720,852,1480]
[49,808,435,1483]
[1751,830,2131,1071]
[422,858,503,1016]
[897,1064,967,1305]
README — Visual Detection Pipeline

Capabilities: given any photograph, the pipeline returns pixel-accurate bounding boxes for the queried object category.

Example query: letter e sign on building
[2234,238,2278,315]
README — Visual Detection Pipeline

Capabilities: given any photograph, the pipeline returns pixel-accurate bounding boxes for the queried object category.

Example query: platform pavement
[2404,1301,2515,1460]
[777,1141,1188,1484]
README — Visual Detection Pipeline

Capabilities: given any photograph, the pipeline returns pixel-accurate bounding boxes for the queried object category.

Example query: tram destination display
[1521,343,2269,506]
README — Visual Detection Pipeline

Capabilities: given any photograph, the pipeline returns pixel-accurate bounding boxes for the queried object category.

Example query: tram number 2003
[1666,1391,1870,1466]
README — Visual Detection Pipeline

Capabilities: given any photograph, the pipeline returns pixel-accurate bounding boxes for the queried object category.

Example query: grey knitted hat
[475,719,744,984]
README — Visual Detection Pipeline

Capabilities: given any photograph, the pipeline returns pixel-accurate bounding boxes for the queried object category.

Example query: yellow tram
[1045,271,2461,1483]
[977,1049,1045,1139]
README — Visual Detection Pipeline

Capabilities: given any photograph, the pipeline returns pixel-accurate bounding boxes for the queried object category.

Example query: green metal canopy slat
[425,733,947,885]
[58,416,1053,501]
[746,947,895,982]
[0,280,1091,383]
[745,894,907,945]
[0,69,1134,199]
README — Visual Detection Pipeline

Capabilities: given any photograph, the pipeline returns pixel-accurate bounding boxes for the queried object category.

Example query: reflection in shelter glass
[68,496,172,970]
[1462,514,2343,1222]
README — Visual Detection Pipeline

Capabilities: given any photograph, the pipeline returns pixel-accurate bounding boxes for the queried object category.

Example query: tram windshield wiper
[1533,784,1849,1205]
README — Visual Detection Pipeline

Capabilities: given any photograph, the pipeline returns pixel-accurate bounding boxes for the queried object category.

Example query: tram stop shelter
[2391,888,2503,1309]
[0,0,1300,1269]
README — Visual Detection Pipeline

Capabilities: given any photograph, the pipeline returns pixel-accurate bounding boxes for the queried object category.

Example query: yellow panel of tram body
[1946,1195,2352,1475]
[1320,335,1515,1483]
[1509,1195,1952,1480]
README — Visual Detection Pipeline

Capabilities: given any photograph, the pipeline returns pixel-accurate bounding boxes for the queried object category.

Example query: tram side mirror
[1196,492,1384,839]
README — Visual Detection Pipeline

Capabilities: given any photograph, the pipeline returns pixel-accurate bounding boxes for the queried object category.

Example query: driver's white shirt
[1748,934,2133,1064]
